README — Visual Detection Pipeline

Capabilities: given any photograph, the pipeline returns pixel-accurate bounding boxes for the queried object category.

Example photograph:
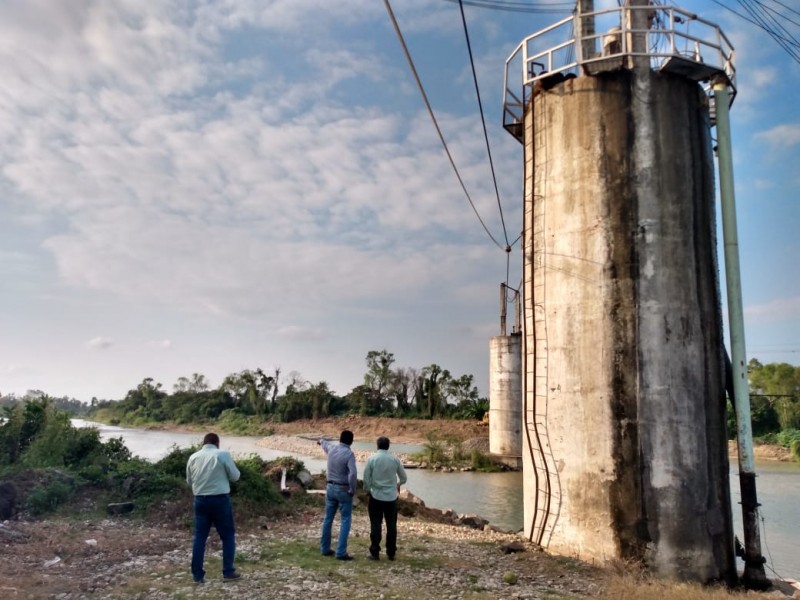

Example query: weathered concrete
[489,334,523,463]
[521,69,735,583]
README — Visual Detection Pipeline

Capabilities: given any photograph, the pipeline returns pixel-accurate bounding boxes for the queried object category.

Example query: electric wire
[748,2,800,62]
[748,0,800,60]
[457,0,511,249]
[758,0,800,30]
[383,0,505,250]
[442,0,573,14]
[711,0,800,59]
[772,0,800,19]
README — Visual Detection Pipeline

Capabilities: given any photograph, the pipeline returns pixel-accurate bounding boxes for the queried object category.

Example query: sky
[0,0,797,402]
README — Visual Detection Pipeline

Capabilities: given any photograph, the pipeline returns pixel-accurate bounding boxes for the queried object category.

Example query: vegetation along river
[74,420,800,580]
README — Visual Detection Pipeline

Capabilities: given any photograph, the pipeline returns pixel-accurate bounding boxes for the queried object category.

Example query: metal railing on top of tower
[502,3,736,142]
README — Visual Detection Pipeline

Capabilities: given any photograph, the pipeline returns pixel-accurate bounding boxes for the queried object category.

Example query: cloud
[148,339,173,349]
[755,124,800,151]
[745,295,800,323]
[86,336,113,350]
[276,326,327,341]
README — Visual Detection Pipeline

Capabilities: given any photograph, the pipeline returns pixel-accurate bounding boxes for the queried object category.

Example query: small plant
[502,571,518,585]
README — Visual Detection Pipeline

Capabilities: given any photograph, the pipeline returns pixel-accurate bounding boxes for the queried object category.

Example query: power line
[457,0,511,249]
[742,0,800,62]
[383,0,505,250]
[442,0,573,14]
[711,0,800,61]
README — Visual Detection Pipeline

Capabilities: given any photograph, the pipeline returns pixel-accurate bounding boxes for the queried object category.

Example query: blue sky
[1,0,797,402]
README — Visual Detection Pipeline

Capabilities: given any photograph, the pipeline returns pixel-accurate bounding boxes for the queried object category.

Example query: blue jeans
[192,494,236,581]
[320,483,353,557]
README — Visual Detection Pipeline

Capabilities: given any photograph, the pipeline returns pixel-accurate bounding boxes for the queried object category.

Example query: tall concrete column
[489,334,522,465]
[521,69,735,583]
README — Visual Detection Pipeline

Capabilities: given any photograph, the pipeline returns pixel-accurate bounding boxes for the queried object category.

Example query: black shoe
[223,572,242,581]
[194,579,205,585]
[387,555,396,561]
[368,554,379,561]
[322,550,335,557]
[336,554,355,561]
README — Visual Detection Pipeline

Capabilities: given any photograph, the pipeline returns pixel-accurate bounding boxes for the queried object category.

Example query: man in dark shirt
[318,429,357,560]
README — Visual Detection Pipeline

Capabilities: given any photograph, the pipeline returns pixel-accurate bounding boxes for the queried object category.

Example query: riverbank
[2,506,797,599]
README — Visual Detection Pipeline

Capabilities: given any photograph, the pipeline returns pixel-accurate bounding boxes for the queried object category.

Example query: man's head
[339,430,354,446]
[203,433,220,447]
[376,436,390,450]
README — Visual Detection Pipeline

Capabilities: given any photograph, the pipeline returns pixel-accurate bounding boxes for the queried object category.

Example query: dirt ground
[265,416,489,445]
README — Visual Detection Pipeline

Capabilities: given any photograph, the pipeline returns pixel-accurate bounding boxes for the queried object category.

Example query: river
[72,420,799,580]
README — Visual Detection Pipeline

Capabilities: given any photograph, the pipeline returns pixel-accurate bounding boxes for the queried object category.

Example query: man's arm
[346,452,357,496]
[396,458,407,490]
[186,460,193,488]
[363,458,373,493]
[223,452,241,482]
[318,439,331,455]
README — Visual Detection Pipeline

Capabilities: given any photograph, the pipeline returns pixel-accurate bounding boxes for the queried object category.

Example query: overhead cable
[458,0,511,248]
[383,0,505,250]
[442,0,573,13]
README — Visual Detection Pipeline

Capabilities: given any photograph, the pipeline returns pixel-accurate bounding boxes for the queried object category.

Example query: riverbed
[72,420,800,580]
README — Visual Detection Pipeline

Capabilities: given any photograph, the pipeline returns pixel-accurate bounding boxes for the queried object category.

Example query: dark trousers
[368,496,398,558]
[192,494,236,581]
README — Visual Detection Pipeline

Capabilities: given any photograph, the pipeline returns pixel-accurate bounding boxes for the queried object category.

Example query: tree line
[86,349,489,426]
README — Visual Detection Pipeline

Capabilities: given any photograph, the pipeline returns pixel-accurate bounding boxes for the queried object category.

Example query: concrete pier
[521,69,735,582]
[489,334,522,468]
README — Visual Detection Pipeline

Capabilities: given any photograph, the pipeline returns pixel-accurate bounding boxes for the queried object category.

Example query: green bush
[775,429,800,448]
[155,445,197,478]
[232,455,281,506]
[26,478,75,515]
[791,440,800,463]
[273,456,306,478]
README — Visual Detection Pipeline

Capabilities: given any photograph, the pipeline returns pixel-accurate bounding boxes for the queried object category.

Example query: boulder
[0,481,19,520]
[296,470,314,488]
[398,489,425,507]
[458,513,488,529]
[106,502,135,515]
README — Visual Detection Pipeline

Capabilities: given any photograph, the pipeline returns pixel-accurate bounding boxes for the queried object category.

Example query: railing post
[577,1,595,63]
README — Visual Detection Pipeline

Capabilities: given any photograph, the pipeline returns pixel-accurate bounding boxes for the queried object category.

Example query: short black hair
[339,429,354,445]
[376,436,390,450]
[203,433,220,447]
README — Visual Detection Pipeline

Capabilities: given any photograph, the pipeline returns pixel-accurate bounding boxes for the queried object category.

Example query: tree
[364,350,395,398]
[748,360,800,431]
[174,373,210,394]
[418,364,451,418]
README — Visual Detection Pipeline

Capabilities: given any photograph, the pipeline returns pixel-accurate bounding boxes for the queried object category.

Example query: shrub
[26,478,75,515]
[155,445,197,478]
[232,455,281,506]
[775,428,800,448]
[791,440,800,463]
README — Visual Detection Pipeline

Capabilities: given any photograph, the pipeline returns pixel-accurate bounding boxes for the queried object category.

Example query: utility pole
[713,79,769,591]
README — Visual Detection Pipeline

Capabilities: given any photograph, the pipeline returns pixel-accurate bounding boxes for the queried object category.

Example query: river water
[73,420,799,580]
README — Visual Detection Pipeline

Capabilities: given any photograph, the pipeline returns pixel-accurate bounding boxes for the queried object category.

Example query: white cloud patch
[148,339,173,349]
[276,326,327,341]
[86,336,113,350]
[755,124,800,151]
[745,295,800,323]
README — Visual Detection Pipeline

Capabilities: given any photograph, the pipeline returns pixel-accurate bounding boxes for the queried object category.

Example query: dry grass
[596,575,781,599]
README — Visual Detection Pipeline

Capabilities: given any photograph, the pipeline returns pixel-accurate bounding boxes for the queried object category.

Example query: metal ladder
[524,94,562,548]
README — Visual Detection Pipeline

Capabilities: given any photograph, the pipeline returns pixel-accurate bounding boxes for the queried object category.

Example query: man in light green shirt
[186,433,241,583]
[363,436,407,561]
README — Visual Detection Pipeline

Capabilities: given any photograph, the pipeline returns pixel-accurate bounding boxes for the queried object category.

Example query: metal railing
[503,4,736,140]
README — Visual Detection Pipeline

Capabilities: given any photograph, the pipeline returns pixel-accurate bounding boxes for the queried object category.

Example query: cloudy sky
[1,0,797,402]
